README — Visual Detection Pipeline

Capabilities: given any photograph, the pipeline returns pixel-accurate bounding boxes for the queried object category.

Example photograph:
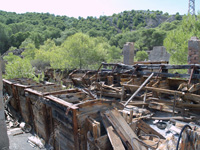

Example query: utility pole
[188,0,195,15]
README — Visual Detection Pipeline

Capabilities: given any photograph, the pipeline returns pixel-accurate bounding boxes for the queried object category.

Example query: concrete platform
[8,130,47,150]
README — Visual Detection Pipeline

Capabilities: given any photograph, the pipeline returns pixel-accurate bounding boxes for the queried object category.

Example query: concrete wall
[0,58,9,150]
[148,46,170,62]
[123,42,134,65]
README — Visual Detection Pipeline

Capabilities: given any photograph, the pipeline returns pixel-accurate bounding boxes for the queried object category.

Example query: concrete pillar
[0,57,9,149]
[123,42,134,65]
[188,37,200,64]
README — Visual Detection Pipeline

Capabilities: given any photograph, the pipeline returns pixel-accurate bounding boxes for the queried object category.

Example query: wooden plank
[148,102,179,113]
[95,135,112,150]
[121,101,149,107]
[107,76,114,85]
[129,109,133,123]
[188,83,200,92]
[136,71,200,79]
[121,86,125,101]
[72,109,79,150]
[105,109,146,150]
[123,84,185,96]
[45,95,78,109]
[130,120,137,132]
[101,114,125,150]
[148,116,197,122]
[137,120,165,139]
[87,116,101,140]
[183,93,200,103]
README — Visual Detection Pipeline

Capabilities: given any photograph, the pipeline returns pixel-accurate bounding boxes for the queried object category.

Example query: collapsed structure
[3,37,200,150]
[3,62,200,150]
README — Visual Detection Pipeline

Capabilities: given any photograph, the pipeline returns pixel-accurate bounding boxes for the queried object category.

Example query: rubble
[3,62,200,149]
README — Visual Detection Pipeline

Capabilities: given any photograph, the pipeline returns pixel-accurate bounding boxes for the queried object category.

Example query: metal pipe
[124,73,154,107]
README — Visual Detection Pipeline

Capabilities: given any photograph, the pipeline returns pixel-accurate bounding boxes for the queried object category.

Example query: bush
[135,51,148,61]
[4,58,38,80]
[31,59,50,71]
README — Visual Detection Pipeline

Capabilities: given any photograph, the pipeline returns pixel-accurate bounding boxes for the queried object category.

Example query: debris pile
[3,62,200,149]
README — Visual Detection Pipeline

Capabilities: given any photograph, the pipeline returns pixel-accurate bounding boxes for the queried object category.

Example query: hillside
[0,9,182,54]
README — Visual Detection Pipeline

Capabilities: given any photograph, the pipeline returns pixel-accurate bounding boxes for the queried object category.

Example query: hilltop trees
[0,10,176,54]
[49,33,120,69]
[4,33,121,76]
[1,9,188,80]
[0,23,11,54]
[164,15,200,65]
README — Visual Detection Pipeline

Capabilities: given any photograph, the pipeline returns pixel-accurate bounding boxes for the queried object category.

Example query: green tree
[117,18,123,29]
[107,46,122,62]
[3,52,21,62]
[20,38,37,60]
[10,31,30,48]
[4,57,37,80]
[60,33,107,69]
[0,23,11,54]
[112,17,117,24]
[164,15,200,64]
[135,51,148,61]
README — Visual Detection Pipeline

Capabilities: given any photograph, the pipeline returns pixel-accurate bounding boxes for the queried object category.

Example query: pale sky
[1,0,199,18]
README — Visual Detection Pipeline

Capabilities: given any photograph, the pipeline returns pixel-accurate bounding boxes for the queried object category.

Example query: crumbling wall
[188,37,200,64]
[148,46,170,62]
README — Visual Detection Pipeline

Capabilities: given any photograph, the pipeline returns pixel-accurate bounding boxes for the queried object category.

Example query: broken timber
[104,109,147,150]
[124,73,154,106]
[4,62,200,149]
[101,113,125,150]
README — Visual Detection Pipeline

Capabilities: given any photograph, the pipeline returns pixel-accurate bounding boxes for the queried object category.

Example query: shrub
[135,50,148,61]
[4,58,38,81]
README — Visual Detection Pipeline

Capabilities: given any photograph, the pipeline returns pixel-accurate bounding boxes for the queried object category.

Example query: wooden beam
[123,84,185,96]
[148,116,197,122]
[148,102,179,114]
[104,109,146,150]
[101,113,125,150]
[188,83,200,93]
[87,116,101,140]
[137,120,165,139]
[121,101,149,107]
[183,93,200,103]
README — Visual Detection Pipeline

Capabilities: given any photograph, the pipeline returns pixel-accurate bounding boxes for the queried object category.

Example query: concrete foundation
[123,42,134,65]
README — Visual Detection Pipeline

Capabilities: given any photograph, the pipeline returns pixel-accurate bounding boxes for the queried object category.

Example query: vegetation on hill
[0,10,180,54]
[164,15,200,65]
[0,9,188,79]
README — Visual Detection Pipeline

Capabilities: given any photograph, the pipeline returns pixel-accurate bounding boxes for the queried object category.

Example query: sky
[1,0,200,18]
